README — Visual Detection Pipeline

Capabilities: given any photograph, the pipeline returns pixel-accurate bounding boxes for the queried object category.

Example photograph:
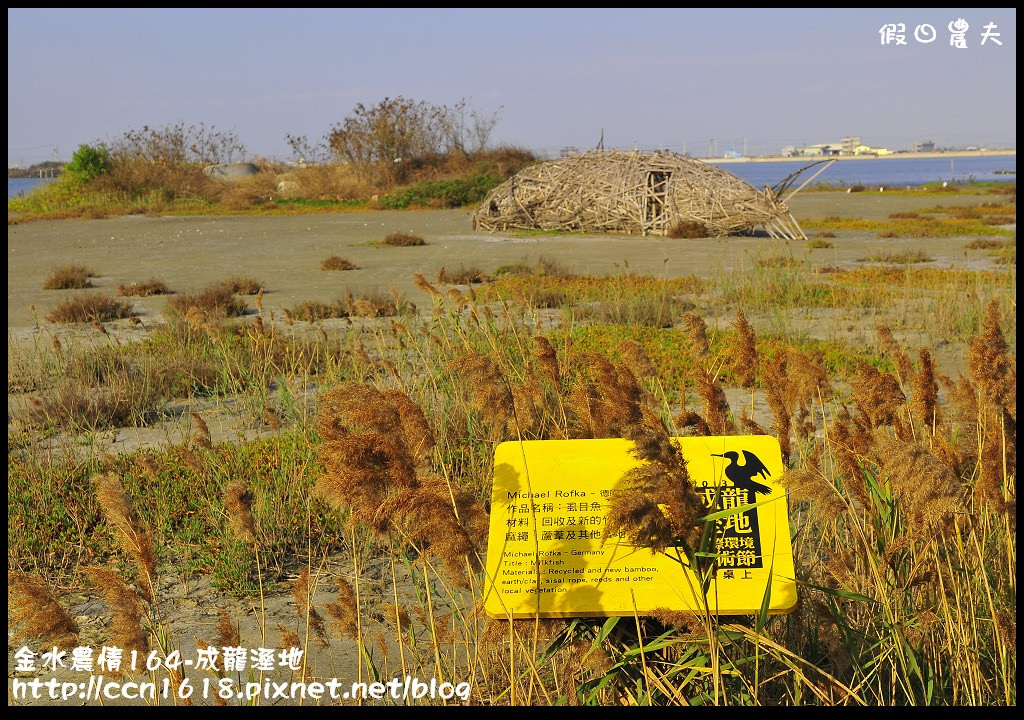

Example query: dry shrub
[43,265,97,289]
[218,276,264,295]
[889,211,922,219]
[26,378,159,430]
[965,239,1007,250]
[755,254,804,269]
[286,300,346,322]
[806,238,835,249]
[46,293,134,323]
[214,173,280,210]
[320,256,357,271]
[287,163,374,201]
[382,231,426,247]
[667,220,708,239]
[345,288,414,317]
[118,278,172,296]
[167,285,248,319]
[437,265,489,284]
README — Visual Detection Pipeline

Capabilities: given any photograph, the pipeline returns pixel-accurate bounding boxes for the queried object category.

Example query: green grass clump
[859,249,932,264]
[806,238,835,249]
[803,215,1012,238]
[377,172,501,209]
[7,434,348,592]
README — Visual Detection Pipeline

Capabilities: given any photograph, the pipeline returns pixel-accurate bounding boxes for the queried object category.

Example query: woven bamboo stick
[473,149,806,240]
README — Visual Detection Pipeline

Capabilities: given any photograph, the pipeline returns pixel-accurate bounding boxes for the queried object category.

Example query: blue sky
[7,8,1017,165]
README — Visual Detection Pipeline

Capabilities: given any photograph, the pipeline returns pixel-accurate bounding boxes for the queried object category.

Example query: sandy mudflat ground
[7,192,1005,331]
[6,191,1013,706]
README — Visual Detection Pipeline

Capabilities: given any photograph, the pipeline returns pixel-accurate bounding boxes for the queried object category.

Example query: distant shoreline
[704,149,1017,164]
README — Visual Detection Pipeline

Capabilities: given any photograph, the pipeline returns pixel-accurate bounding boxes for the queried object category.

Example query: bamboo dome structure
[472,150,807,240]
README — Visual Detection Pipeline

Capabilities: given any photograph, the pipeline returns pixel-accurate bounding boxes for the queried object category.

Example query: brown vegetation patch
[381,231,426,247]
[43,265,98,290]
[438,265,489,284]
[285,300,347,322]
[667,220,708,239]
[320,256,358,271]
[117,278,172,296]
[218,276,265,295]
[166,285,248,319]
[46,293,135,323]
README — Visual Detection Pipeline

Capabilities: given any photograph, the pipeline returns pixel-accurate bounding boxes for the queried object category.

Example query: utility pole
[53,145,59,163]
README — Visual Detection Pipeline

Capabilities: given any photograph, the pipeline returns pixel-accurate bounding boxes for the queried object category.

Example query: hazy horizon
[7,8,1017,166]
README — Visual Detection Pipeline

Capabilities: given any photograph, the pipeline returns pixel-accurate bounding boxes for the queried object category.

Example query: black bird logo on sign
[711,450,773,497]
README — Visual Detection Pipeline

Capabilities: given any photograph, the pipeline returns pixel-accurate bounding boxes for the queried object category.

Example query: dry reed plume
[190,411,213,450]
[533,335,562,386]
[94,474,157,601]
[324,577,360,641]
[851,361,906,430]
[8,572,80,650]
[224,479,257,542]
[292,568,328,648]
[730,308,758,389]
[450,352,516,438]
[314,382,487,579]
[878,438,967,538]
[82,565,150,657]
[605,418,706,553]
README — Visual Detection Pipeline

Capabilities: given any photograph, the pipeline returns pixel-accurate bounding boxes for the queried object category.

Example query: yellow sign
[483,436,796,619]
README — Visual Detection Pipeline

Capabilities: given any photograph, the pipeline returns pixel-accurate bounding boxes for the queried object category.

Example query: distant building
[910,140,936,153]
[853,145,894,156]
[791,143,840,157]
[840,136,862,155]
